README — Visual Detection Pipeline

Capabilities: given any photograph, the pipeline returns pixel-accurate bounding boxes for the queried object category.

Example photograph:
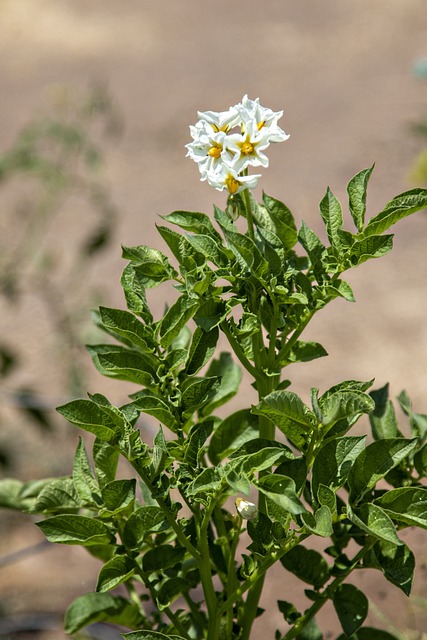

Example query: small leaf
[298,221,325,278]
[374,487,427,529]
[347,165,374,232]
[301,505,333,537]
[88,346,157,387]
[73,438,100,505]
[98,306,155,352]
[37,514,115,546]
[131,391,177,431]
[57,399,120,443]
[181,376,220,416]
[319,187,344,251]
[262,193,298,250]
[93,439,119,487]
[100,479,136,516]
[120,264,153,322]
[184,326,219,375]
[96,555,136,592]
[201,352,242,416]
[287,341,328,364]
[348,438,418,502]
[255,474,306,517]
[159,295,200,348]
[318,389,374,428]
[33,477,79,513]
[348,234,393,267]
[369,384,399,440]
[336,628,401,640]
[122,244,176,286]
[333,583,368,636]
[162,209,221,240]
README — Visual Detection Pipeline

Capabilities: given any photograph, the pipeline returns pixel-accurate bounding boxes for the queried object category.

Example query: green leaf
[301,505,333,537]
[93,439,119,487]
[194,298,227,331]
[142,544,186,573]
[159,295,200,348]
[100,479,136,516]
[98,307,155,352]
[87,345,157,387]
[262,193,298,250]
[200,352,242,416]
[336,628,401,640]
[131,391,177,431]
[348,438,418,502]
[37,514,115,546]
[181,376,220,416]
[312,436,366,501]
[208,409,259,464]
[120,264,153,322]
[319,187,344,251]
[122,506,167,548]
[157,576,189,609]
[374,487,427,529]
[184,418,214,466]
[253,391,315,451]
[280,544,330,589]
[372,540,414,595]
[33,477,79,513]
[348,234,393,267]
[0,479,26,510]
[65,592,143,634]
[318,389,375,428]
[184,326,219,376]
[347,165,374,232]
[186,467,222,499]
[156,225,204,268]
[122,244,176,287]
[347,503,402,545]
[298,221,325,278]
[73,438,100,505]
[57,399,120,443]
[369,384,399,440]
[186,233,230,267]
[96,555,136,592]
[162,209,221,240]
[288,340,328,364]
[122,633,186,640]
[333,583,368,636]
[255,474,306,517]
[225,229,269,281]
[362,188,427,237]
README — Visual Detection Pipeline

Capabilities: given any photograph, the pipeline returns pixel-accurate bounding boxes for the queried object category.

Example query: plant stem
[220,320,262,383]
[273,309,315,369]
[242,186,256,242]
[280,537,377,640]
[198,503,220,640]
[225,516,242,639]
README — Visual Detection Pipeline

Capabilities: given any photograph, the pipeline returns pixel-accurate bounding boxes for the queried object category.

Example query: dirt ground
[1,1,427,638]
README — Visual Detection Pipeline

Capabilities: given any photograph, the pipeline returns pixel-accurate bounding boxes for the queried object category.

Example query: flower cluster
[186,95,289,195]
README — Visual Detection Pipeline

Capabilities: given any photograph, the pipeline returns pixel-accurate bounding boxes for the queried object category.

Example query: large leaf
[200,352,242,416]
[142,544,186,573]
[88,345,157,387]
[372,540,414,596]
[262,193,298,250]
[186,233,230,268]
[131,390,177,431]
[65,592,143,634]
[348,438,418,502]
[253,390,315,451]
[122,506,168,549]
[333,583,368,637]
[348,234,393,267]
[184,326,219,375]
[37,514,115,546]
[162,209,222,240]
[33,477,79,513]
[298,221,325,278]
[255,474,306,518]
[374,487,427,529]
[347,503,402,546]
[120,264,153,322]
[311,436,366,501]
[96,555,136,592]
[347,165,374,232]
[301,505,333,537]
[318,389,374,428]
[73,438,99,505]
[280,544,330,589]
[57,399,121,443]
[208,409,259,464]
[122,244,177,287]
[98,306,155,352]
[369,383,399,440]
[362,188,427,237]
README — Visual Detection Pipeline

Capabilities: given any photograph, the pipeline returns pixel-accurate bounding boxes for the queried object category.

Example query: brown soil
[1,1,427,638]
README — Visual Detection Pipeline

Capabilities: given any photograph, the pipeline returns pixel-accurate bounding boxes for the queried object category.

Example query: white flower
[235,497,257,520]
[185,122,235,176]
[226,119,271,174]
[197,105,240,133]
[237,94,290,143]
[205,164,261,195]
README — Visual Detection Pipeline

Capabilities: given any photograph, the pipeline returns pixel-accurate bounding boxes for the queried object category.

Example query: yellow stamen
[257,120,266,130]
[208,145,222,158]
[241,141,254,155]
[225,175,240,195]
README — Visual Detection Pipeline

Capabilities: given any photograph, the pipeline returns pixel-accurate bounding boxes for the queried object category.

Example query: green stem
[281,538,376,640]
[273,309,315,370]
[220,320,262,383]
[225,516,242,639]
[129,460,201,562]
[198,503,220,640]
[242,186,255,242]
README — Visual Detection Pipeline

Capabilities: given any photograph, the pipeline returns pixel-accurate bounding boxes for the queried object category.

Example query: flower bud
[235,497,257,520]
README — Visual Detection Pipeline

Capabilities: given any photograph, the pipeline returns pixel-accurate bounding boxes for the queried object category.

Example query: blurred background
[1,1,427,638]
